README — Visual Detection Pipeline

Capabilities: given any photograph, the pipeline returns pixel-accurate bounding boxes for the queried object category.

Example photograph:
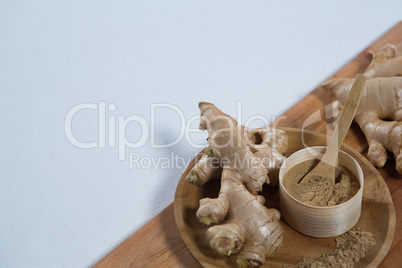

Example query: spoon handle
[322,74,366,166]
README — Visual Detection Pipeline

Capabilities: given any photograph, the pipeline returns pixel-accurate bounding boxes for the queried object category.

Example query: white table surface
[1,0,401,267]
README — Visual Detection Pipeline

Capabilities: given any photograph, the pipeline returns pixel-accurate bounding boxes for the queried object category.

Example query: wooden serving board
[94,22,402,268]
[175,128,395,267]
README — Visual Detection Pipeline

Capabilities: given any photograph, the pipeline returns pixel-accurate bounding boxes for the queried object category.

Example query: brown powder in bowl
[282,159,360,207]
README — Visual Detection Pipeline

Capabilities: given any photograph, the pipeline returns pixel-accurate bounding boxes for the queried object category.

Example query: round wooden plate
[174,128,396,268]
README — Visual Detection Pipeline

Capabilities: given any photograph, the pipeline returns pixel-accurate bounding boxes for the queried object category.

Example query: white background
[1,1,401,267]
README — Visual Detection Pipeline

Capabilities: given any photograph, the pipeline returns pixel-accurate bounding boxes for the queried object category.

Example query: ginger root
[186,102,287,267]
[322,44,402,174]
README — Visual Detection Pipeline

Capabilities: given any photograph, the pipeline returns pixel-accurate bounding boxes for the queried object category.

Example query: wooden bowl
[279,146,364,238]
[174,127,395,267]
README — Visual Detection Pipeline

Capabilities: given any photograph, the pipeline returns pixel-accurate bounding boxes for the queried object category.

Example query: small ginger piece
[185,102,287,267]
[322,44,402,174]
[365,44,402,77]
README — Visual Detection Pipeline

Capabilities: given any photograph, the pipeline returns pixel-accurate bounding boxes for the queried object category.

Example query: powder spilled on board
[287,228,376,268]
[283,159,360,206]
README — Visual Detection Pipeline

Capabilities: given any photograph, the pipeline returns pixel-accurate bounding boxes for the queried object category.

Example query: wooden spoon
[299,74,366,187]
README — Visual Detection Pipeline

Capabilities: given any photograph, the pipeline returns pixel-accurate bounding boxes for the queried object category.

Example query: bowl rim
[279,145,364,210]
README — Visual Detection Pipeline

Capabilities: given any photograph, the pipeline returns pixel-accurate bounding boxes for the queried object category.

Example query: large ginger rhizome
[186,102,287,267]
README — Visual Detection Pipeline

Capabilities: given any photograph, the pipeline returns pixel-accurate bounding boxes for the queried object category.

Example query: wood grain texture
[94,22,402,268]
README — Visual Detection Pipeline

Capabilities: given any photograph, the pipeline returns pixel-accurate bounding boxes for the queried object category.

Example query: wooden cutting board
[94,22,402,268]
